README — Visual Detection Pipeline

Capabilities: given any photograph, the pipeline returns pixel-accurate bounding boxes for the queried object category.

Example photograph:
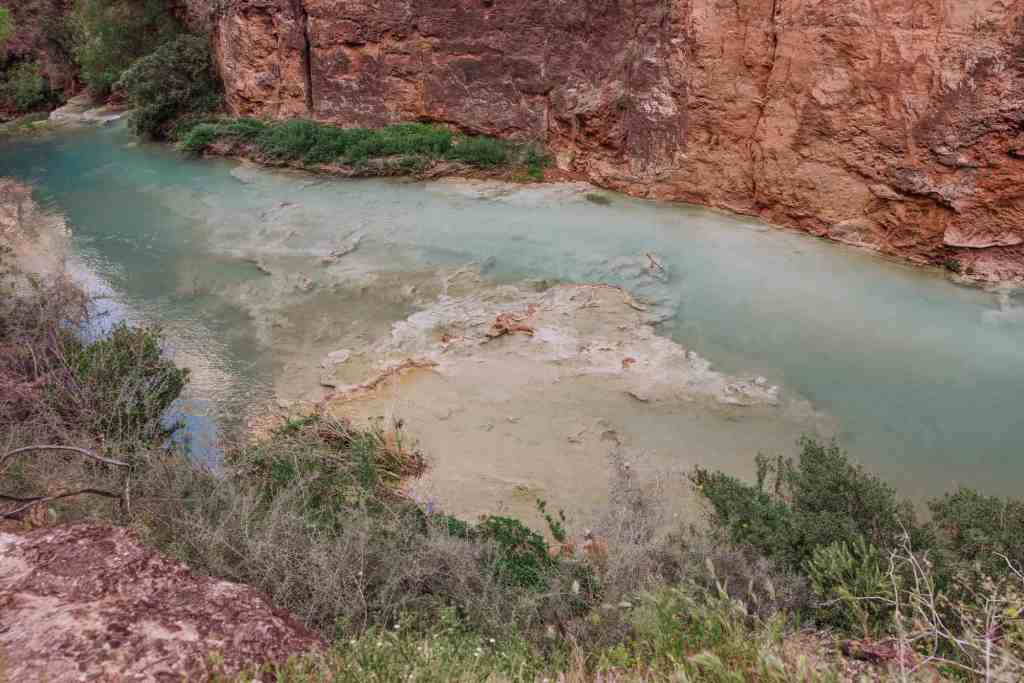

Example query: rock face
[0,524,321,680]
[193,0,1024,281]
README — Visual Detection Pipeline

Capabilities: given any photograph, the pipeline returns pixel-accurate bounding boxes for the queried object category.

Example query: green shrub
[929,488,1024,576]
[179,122,219,153]
[70,0,179,96]
[233,415,427,528]
[216,117,268,141]
[344,122,453,163]
[180,116,550,177]
[943,257,963,274]
[806,536,891,635]
[255,118,320,160]
[119,35,220,138]
[1,61,51,112]
[448,134,509,166]
[623,582,794,679]
[65,323,189,445]
[690,465,799,564]
[523,145,552,180]
[474,516,557,590]
[0,8,11,52]
[692,438,925,572]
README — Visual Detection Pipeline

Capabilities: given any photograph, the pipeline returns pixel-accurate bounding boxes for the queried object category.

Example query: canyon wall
[202,1,1024,279]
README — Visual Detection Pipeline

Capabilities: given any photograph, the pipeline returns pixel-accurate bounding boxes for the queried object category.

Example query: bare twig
[1,444,129,469]
[1,488,123,519]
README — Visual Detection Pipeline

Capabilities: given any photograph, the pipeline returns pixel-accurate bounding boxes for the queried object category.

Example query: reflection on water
[1,123,1022,510]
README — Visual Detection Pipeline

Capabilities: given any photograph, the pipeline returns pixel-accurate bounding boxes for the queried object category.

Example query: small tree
[69,0,179,96]
[118,35,220,138]
[1,62,51,112]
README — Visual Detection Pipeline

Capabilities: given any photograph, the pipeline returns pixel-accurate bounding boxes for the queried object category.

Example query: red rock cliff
[205,1,1024,279]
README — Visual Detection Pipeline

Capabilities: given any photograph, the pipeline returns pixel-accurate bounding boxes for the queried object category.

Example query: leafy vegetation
[65,322,188,444]
[118,35,220,138]
[0,61,52,112]
[691,437,926,571]
[176,117,551,178]
[69,0,179,96]
[691,436,1024,676]
[930,487,1024,577]
[0,8,11,52]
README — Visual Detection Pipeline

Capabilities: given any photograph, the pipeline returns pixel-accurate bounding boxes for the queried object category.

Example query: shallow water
[2,123,1022,510]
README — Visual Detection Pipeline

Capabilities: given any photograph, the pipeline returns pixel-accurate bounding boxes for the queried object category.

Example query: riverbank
[173,116,557,184]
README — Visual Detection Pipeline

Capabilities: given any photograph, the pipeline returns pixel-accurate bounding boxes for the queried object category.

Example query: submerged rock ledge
[322,271,821,522]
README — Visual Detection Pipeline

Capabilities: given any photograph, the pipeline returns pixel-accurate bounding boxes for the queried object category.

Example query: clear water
[2,123,1022,501]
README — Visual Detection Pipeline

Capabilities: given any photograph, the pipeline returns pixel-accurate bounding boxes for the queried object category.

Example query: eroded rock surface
[0,524,321,681]
[191,0,1024,281]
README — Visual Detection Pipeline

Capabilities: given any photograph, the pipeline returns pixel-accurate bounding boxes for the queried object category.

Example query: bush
[806,537,891,635]
[180,116,549,176]
[448,134,509,166]
[692,438,925,571]
[930,488,1024,577]
[255,118,321,160]
[1,62,51,112]
[0,262,186,450]
[65,323,189,445]
[179,122,219,153]
[70,0,179,96]
[0,8,11,52]
[621,582,795,680]
[119,35,220,138]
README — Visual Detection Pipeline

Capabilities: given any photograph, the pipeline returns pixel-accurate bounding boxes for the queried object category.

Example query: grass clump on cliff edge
[178,117,551,178]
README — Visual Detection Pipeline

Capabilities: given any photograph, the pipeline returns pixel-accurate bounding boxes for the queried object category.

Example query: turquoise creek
[2,123,1022,511]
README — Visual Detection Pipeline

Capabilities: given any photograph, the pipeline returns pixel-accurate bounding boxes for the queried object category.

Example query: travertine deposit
[322,275,827,523]
[192,0,1024,281]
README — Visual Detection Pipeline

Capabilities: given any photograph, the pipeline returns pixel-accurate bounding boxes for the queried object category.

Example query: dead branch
[1,488,123,519]
[1,445,129,469]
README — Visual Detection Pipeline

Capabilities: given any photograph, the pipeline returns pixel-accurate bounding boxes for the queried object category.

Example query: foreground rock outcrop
[0,524,320,680]
[190,0,1024,281]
